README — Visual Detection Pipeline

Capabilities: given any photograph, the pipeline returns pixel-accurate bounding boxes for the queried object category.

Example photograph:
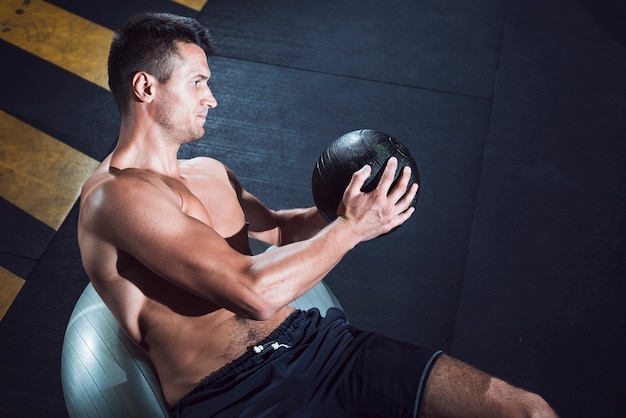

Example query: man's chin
[191,127,206,141]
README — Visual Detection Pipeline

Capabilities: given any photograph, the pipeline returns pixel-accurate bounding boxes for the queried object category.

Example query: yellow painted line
[172,0,208,11]
[0,111,100,231]
[0,266,25,321]
[0,0,112,90]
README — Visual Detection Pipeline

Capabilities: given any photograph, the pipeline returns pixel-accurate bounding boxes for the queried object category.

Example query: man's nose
[204,87,217,108]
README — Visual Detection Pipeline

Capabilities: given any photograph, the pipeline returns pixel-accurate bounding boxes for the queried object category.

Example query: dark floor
[1,0,625,416]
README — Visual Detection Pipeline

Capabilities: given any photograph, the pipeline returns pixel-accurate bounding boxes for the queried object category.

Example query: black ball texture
[311,129,420,223]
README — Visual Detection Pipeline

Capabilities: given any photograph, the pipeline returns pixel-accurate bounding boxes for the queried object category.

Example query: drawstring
[252,341,291,354]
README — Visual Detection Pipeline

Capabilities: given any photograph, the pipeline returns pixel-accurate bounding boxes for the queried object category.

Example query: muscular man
[78,12,558,417]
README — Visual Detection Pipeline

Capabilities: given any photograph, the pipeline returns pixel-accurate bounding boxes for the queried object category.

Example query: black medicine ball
[311,129,420,223]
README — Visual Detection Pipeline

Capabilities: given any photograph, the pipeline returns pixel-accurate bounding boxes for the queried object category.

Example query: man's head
[108,13,215,114]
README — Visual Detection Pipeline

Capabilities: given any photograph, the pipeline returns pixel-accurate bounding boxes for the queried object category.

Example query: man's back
[78,155,293,405]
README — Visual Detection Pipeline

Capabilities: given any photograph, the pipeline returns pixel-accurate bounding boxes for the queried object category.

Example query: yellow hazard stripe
[0,111,100,231]
[0,0,112,90]
[0,266,25,321]
[171,0,208,12]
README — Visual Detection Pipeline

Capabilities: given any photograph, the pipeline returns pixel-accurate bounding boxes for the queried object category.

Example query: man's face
[154,42,217,143]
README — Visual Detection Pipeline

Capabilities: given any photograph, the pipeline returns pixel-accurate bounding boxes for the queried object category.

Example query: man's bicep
[94,181,227,286]
[226,167,279,241]
[240,189,279,231]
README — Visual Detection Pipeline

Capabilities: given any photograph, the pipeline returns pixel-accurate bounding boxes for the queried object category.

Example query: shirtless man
[78,12,558,417]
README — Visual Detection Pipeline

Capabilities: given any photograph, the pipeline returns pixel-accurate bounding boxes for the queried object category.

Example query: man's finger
[376,157,399,194]
[345,164,372,198]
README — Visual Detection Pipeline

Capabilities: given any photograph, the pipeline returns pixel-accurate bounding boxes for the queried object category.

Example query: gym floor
[1,0,625,416]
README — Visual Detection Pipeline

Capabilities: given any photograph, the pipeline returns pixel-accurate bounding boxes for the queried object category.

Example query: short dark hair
[108,12,215,113]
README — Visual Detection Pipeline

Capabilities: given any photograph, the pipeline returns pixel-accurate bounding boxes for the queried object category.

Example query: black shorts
[171,308,443,418]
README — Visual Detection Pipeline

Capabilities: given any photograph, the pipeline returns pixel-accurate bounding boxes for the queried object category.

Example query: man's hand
[337,157,418,242]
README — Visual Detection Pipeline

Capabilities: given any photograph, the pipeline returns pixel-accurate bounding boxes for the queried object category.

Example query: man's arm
[226,167,327,246]
[83,159,416,320]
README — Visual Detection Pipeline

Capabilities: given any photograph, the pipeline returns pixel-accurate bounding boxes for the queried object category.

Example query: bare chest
[177,166,246,238]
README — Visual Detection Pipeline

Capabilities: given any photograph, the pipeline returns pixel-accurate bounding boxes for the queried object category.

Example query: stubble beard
[156,102,205,144]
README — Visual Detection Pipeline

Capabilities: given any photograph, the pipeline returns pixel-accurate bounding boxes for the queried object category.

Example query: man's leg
[420,355,558,418]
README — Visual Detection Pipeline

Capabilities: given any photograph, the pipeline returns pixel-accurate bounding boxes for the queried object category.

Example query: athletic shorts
[171,308,443,418]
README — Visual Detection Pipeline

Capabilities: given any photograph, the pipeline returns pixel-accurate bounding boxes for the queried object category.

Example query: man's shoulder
[179,156,225,172]
[83,166,163,199]
[81,165,181,221]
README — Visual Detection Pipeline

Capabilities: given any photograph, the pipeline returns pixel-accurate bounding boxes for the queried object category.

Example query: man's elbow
[238,302,282,322]
[235,287,285,321]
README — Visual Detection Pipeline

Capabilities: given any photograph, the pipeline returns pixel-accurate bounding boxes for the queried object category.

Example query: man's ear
[132,72,156,103]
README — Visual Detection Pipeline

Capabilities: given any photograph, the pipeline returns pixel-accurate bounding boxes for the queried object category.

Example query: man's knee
[420,355,558,417]
[526,394,558,418]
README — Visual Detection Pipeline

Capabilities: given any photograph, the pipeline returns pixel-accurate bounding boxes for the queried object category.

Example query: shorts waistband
[247,308,310,355]
[179,309,313,400]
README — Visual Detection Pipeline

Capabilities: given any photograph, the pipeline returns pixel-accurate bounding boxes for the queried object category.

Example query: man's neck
[111,122,183,178]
